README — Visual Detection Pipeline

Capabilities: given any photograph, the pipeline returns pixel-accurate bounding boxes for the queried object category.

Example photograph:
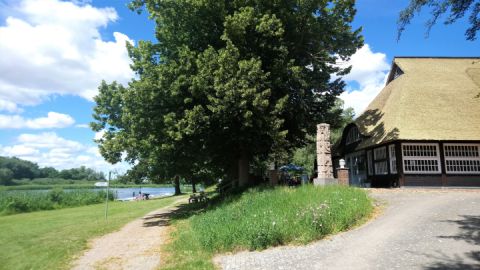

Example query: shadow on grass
[423,215,480,270]
[140,185,278,228]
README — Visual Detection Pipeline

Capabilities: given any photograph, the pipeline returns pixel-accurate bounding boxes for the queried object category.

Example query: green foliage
[292,140,316,175]
[0,156,105,185]
[0,168,14,185]
[0,156,39,180]
[93,0,363,187]
[163,185,372,269]
[0,189,115,215]
[0,195,179,270]
[398,0,480,41]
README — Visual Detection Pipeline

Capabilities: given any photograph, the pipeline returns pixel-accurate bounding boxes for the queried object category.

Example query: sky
[0,0,478,173]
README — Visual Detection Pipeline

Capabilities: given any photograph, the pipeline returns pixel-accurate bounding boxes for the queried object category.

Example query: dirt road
[71,197,187,270]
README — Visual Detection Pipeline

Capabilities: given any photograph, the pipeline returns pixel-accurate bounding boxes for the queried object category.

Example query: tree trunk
[191,177,197,193]
[238,149,250,187]
[174,175,181,195]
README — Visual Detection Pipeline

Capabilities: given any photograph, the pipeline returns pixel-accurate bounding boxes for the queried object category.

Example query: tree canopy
[92,0,363,189]
[0,156,105,184]
[398,0,480,41]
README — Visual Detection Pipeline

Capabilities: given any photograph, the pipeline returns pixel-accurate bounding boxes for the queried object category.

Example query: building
[337,57,480,187]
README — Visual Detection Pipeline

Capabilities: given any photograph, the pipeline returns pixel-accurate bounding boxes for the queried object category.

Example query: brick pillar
[336,168,349,186]
[269,170,279,186]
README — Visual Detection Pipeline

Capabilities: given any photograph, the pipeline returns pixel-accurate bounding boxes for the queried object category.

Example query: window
[444,144,480,174]
[346,126,361,145]
[387,65,404,85]
[393,66,404,80]
[374,146,388,175]
[367,150,373,175]
[402,143,441,174]
[389,144,397,174]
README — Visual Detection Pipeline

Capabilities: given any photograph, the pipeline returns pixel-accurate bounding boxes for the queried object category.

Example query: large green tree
[398,0,480,41]
[92,0,362,189]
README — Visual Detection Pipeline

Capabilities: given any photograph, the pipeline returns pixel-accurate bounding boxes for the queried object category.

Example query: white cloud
[0,111,74,129]
[0,132,129,173]
[17,132,83,150]
[75,124,90,128]
[94,129,105,141]
[0,145,39,156]
[0,0,134,107]
[0,99,22,113]
[339,44,390,116]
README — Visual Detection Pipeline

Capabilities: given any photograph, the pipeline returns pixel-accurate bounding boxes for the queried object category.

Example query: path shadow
[141,200,208,228]
[423,215,480,269]
[141,189,248,228]
[438,215,480,245]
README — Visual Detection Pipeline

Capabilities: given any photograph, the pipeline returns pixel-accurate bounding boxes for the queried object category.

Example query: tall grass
[163,185,373,269]
[0,188,115,215]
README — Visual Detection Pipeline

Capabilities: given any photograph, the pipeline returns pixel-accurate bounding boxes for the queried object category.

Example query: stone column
[314,123,337,185]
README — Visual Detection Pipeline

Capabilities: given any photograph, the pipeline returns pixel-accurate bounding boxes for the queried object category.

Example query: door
[345,151,367,186]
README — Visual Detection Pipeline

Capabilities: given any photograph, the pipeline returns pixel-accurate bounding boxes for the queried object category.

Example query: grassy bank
[163,185,373,269]
[0,195,182,270]
[0,189,115,215]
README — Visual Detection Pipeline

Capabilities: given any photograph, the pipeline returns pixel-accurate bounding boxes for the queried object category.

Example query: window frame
[389,144,397,174]
[401,143,441,174]
[367,150,373,176]
[346,126,361,145]
[373,146,388,175]
[443,143,480,174]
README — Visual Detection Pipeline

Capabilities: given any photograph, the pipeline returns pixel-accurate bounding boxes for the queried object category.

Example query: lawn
[162,185,373,270]
[0,195,183,270]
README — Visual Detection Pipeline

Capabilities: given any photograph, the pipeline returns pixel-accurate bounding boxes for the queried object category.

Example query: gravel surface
[70,197,187,270]
[215,188,480,270]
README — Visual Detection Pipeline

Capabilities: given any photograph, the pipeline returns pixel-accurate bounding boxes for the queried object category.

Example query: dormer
[386,63,404,85]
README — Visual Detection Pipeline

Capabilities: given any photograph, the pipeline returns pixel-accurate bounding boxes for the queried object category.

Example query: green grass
[0,195,182,270]
[0,189,115,215]
[162,185,373,270]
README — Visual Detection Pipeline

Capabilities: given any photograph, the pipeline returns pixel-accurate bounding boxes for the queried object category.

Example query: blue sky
[0,0,477,172]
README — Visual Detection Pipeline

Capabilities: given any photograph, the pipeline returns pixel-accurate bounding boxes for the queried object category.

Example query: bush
[0,189,116,215]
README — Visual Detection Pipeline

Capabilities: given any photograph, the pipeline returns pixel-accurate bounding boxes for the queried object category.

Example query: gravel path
[215,188,480,270]
[70,197,187,270]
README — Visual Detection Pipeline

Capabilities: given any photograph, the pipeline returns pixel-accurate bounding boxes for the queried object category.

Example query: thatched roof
[354,57,480,149]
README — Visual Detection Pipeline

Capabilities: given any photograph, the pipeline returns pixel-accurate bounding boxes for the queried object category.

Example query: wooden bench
[188,192,208,203]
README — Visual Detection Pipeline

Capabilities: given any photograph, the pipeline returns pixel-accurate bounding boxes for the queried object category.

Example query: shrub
[0,189,115,215]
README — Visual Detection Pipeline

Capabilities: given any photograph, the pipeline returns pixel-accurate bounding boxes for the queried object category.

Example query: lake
[110,187,175,200]
[4,187,178,201]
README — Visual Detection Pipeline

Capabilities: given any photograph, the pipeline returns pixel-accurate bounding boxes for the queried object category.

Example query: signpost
[105,171,111,221]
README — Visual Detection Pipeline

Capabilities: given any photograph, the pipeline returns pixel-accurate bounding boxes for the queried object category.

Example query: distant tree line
[0,156,105,185]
